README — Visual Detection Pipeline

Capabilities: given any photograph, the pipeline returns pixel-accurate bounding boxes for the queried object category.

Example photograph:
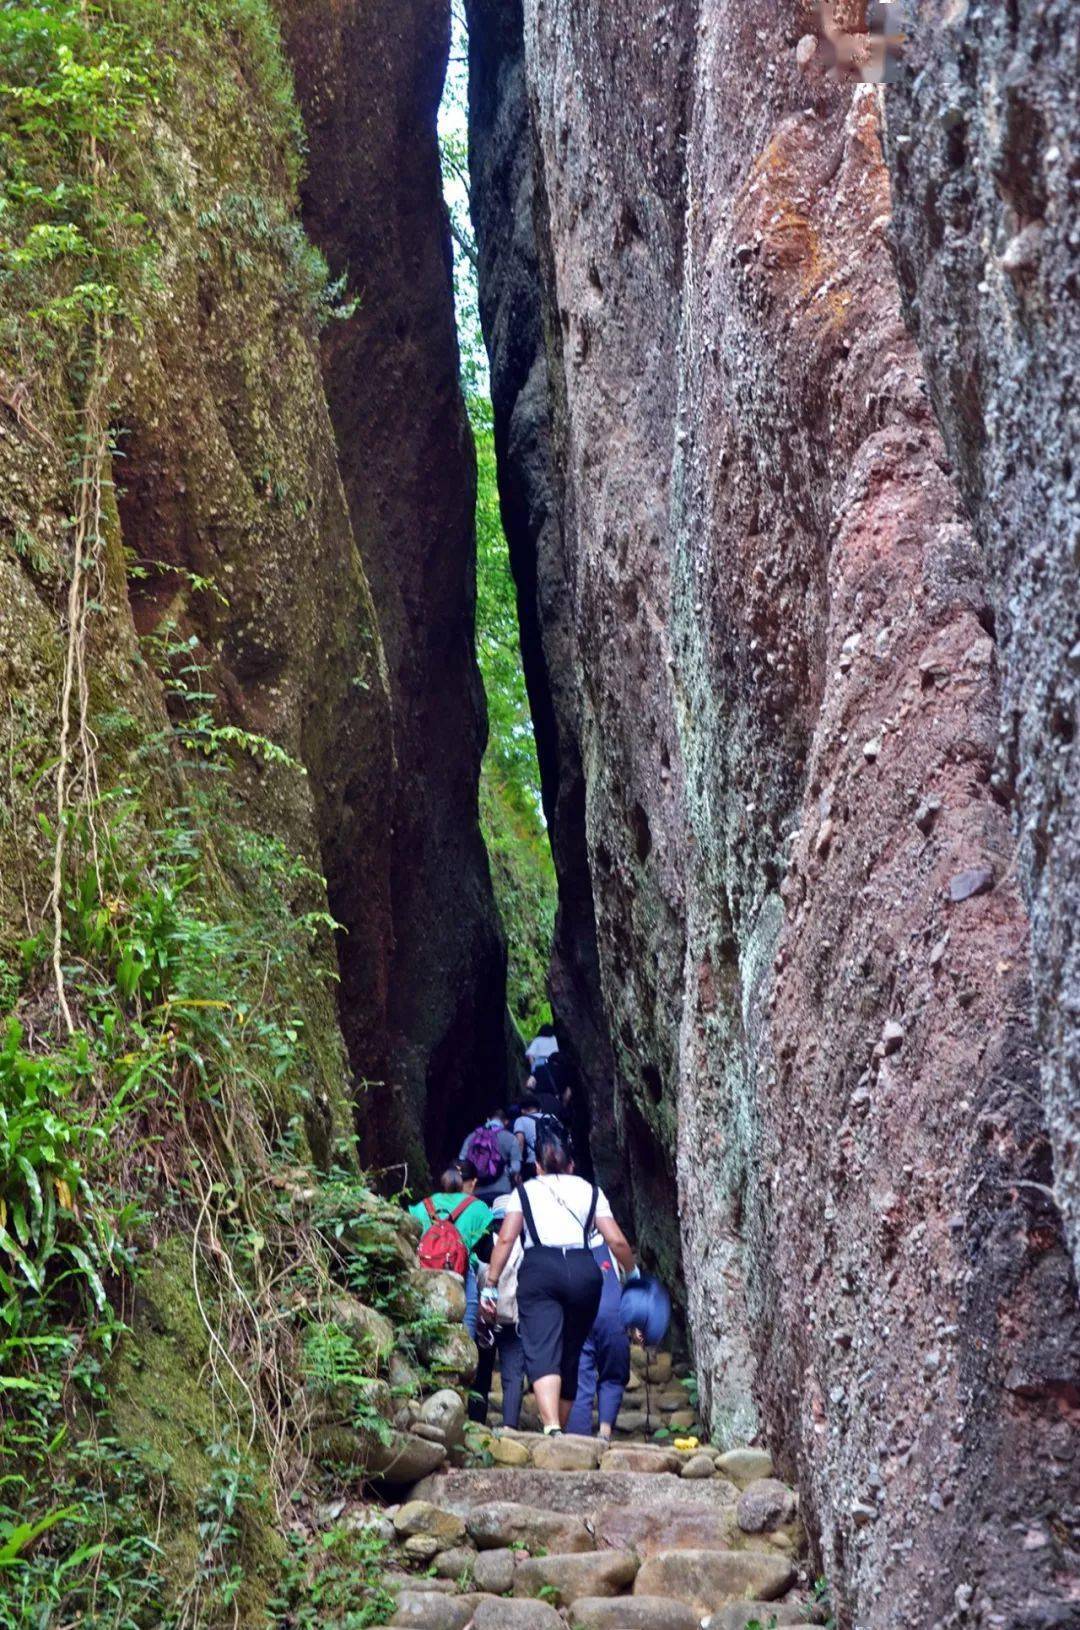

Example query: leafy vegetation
[271,1523,396,1630]
[473,398,557,1040]
[0,612,457,1616]
[441,15,557,1043]
[0,1,328,362]
[0,5,438,1623]
[806,1576,836,1628]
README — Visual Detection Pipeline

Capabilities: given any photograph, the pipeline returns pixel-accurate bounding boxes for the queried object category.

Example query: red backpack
[417,1197,478,1276]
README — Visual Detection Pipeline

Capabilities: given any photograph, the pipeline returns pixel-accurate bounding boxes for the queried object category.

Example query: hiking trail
[359,1340,820,1630]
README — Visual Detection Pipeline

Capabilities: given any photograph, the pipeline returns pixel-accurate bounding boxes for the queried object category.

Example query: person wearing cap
[480,1122,638,1435]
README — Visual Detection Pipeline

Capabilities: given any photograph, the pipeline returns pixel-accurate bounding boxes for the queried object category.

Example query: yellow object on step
[673,1435,700,1452]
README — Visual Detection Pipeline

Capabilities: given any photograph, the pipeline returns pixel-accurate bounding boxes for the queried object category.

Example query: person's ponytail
[441,1161,477,1192]
[535,1123,572,1174]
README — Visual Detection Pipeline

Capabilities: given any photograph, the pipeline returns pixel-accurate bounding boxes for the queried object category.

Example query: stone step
[410,1467,742,1516]
[713,1448,774,1487]
[388,1592,564,1628]
[481,1431,706,1476]
[494,1426,599,1448]
[379,1582,811,1630]
[466,1500,595,1554]
[600,1445,685,1475]
[513,1548,640,1606]
[703,1605,811,1630]
[592,1501,743,1558]
[569,1598,702,1630]
[633,1549,796,1618]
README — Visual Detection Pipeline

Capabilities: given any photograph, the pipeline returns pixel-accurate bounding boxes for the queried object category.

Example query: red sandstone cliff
[467,3,1080,1623]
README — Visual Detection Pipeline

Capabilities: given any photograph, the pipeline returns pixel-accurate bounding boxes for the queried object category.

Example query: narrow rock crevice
[465,0,622,1208]
[279,0,508,1171]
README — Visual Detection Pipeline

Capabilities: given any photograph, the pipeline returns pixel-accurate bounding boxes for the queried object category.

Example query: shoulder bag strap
[583,1184,599,1246]
[538,1175,598,1247]
[517,1181,542,1247]
[423,1197,437,1221]
[450,1197,478,1224]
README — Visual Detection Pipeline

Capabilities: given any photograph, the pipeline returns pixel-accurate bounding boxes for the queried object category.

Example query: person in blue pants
[565,1242,630,1438]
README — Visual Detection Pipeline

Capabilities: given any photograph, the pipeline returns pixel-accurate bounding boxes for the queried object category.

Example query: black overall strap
[583,1185,598,1246]
[518,1180,542,1246]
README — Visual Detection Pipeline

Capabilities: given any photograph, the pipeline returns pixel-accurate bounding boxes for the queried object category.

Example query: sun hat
[619,1271,671,1346]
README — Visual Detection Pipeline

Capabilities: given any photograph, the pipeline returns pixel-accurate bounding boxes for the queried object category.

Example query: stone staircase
[358,1354,822,1630]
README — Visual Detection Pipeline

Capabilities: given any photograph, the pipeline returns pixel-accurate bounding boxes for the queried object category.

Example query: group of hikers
[407,1027,647,1438]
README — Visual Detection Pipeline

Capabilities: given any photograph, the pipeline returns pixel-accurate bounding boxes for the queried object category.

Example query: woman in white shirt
[524,1023,559,1069]
[481,1124,637,1435]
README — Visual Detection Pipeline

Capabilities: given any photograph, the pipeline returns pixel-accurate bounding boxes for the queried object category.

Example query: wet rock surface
[467,1,1080,1624]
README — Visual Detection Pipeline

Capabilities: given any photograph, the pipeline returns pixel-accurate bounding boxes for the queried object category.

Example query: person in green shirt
[409,1159,494,1336]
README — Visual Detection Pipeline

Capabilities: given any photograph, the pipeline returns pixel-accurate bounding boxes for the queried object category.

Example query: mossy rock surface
[108,1235,284,1616]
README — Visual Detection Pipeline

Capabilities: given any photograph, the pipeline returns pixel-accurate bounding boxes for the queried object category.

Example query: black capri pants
[516,1245,603,1400]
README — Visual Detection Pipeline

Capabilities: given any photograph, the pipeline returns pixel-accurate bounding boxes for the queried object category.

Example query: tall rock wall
[883,0,1080,1282]
[0,2,391,1166]
[0,4,506,1610]
[278,0,507,1171]
[468,2,1080,1624]
[2,0,503,1207]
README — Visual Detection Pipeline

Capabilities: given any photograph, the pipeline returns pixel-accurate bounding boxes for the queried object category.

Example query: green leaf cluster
[441,9,558,1040]
[0,647,384,1621]
[470,396,557,1040]
[270,1522,397,1630]
[0,0,325,365]
[0,1,158,346]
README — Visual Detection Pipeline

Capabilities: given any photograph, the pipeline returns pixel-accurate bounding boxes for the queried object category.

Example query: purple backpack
[468,1126,504,1182]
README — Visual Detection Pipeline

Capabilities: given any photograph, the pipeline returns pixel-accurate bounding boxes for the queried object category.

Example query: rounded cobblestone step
[633,1549,796,1617]
[410,1467,744,1515]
